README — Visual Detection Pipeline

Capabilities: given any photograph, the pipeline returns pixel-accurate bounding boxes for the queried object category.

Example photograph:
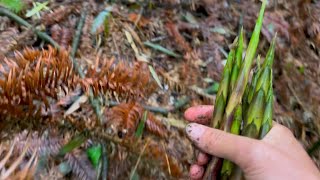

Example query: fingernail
[189,164,204,180]
[197,152,209,166]
[186,123,206,142]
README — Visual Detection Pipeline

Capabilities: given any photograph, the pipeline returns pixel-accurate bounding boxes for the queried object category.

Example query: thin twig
[101,143,108,179]
[70,8,103,123]
[0,7,60,49]
[162,141,171,175]
[133,7,143,28]
[70,9,86,78]
[107,99,190,115]
[107,100,169,115]
[129,139,150,180]
[188,85,216,101]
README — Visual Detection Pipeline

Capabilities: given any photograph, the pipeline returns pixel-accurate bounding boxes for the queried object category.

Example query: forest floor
[0,0,320,179]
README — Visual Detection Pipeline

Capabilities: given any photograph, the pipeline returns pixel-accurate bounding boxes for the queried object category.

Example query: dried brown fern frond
[41,6,74,26]
[166,21,192,52]
[0,137,37,180]
[66,150,96,180]
[107,102,142,137]
[0,27,19,56]
[14,130,66,157]
[9,130,97,179]
[106,102,167,138]
[145,113,168,138]
[51,24,73,50]
[82,57,156,100]
[80,14,94,55]
[0,46,77,124]
[143,138,183,178]
[104,136,184,178]
[108,145,131,179]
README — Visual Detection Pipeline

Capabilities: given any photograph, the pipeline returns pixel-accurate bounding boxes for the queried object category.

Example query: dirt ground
[0,0,320,179]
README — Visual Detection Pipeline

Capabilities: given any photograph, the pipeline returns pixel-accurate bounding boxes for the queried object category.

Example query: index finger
[184,105,214,125]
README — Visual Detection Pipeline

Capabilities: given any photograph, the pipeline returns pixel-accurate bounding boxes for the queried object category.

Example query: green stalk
[260,86,273,138]
[247,56,262,104]
[242,89,265,138]
[262,34,277,69]
[205,1,268,179]
[232,35,276,180]
[205,43,236,180]
[255,67,271,95]
[221,105,242,179]
[242,84,250,118]
[259,36,276,138]
[230,28,244,92]
[211,49,235,128]
[224,0,267,124]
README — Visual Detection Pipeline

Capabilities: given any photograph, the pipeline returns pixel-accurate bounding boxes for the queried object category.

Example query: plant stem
[70,8,103,123]
[0,7,60,49]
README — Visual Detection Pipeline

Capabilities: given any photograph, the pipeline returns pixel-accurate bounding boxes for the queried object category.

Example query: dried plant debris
[50,24,73,49]
[0,0,319,179]
[106,102,167,138]
[82,57,157,100]
[0,47,76,127]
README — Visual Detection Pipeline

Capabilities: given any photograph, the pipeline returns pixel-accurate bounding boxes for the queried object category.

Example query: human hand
[184,105,320,180]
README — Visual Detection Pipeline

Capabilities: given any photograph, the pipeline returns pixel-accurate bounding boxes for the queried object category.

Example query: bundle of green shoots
[204,0,276,179]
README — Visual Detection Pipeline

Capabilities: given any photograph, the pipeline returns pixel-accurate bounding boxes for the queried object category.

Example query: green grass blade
[135,111,148,138]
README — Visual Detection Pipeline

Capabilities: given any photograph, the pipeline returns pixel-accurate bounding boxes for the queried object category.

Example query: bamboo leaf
[64,95,88,116]
[87,145,102,168]
[148,65,163,89]
[26,1,49,18]
[205,82,220,94]
[0,0,24,12]
[91,7,112,34]
[58,134,87,156]
[144,41,181,58]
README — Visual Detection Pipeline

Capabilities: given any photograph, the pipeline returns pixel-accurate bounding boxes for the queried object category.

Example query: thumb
[186,123,260,168]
